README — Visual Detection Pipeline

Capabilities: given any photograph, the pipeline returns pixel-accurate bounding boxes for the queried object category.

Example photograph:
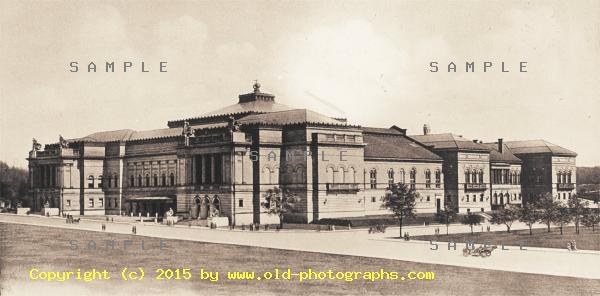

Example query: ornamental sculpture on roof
[253,80,261,93]
[227,116,240,132]
[59,134,68,148]
[182,121,194,146]
[31,138,42,152]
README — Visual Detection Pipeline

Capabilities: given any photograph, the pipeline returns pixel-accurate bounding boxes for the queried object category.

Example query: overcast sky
[1,0,599,168]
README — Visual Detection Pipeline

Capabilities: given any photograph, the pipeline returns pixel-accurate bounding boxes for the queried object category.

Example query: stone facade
[27,83,577,222]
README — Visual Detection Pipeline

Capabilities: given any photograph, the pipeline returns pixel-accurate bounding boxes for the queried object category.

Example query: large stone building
[27,83,577,223]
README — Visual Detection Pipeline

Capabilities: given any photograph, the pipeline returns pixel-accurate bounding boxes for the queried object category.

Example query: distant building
[504,140,577,204]
[410,133,491,213]
[484,139,523,209]
[27,83,577,222]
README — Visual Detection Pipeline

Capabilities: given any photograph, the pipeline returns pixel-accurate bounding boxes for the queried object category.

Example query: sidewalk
[1,213,598,279]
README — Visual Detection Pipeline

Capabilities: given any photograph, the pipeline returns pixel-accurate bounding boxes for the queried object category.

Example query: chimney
[498,138,504,153]
[423,124,431,135]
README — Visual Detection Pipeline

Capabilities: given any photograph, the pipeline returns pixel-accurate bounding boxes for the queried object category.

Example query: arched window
[369,169,377,189]
[567,171,572,184]
[138,175,142,187]
[409,168,416,190]
[107,175,112,188]
[130,175,135,187]
[478,171,484,184]
[425,170,431,188]
[348,167,356,183]
[161,173,166,186]
[153,174,158,187]
[465,170,471,184]
[388,169,394,188]
[472,171,477,184]
[325,167,334,185]
[87,175,95,188]
[435,170,441,188]
[145,174,150,187]
[262,166,273,185]
[169,173,175,186]
[114,174,118,188]
[98,175,103,188]
[557,172,562,184]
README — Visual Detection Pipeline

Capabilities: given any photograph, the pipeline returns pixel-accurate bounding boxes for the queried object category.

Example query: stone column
[211,154,215,184]
[201,155,206,184]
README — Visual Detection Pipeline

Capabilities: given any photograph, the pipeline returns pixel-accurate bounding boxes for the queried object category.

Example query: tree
[489,206,519,233]
[381,183,417,237]
[436,204,454,235]
[535,194,560,232]
[0,162,29,207]
[568,195,589,234]
[581,208,600,232]
[461,212,482,234]
[261,187,297,229]
[552,205,572,235]
[518,203,538,235]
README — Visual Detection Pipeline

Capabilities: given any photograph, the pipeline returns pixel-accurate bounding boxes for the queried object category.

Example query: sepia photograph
[0,1,599,295]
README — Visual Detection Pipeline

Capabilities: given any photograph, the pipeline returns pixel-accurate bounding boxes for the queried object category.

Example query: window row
[464,170,485,184]
[87,175,119,189]
[129,173,176,187]
[491,169,520,185]
[556,171,572,184]
[369,168,442,189]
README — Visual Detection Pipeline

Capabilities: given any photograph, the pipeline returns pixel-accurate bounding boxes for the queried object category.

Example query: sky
[1,0,599,168]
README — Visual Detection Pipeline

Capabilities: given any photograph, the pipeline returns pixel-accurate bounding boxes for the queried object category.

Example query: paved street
[1,213,598,279]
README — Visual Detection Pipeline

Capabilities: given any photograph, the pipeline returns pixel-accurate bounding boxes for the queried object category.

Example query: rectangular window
[99,198,103,207]
[370,170,377,189]
[371,196,376,203]
[238,199,244,208]
[89,199,94,207]
[66,200,71,207]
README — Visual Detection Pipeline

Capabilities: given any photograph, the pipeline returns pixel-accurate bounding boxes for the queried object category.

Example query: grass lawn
[413,226,600,251]
[1,223,599,296]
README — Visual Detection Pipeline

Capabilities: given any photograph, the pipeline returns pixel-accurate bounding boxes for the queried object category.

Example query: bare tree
[381,183,417,237]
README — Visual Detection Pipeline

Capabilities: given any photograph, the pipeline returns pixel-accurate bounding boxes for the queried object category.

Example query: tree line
[577,166,600,184]
[0,161,29,208]
[488,193,600,235]
[379,183,599,237]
